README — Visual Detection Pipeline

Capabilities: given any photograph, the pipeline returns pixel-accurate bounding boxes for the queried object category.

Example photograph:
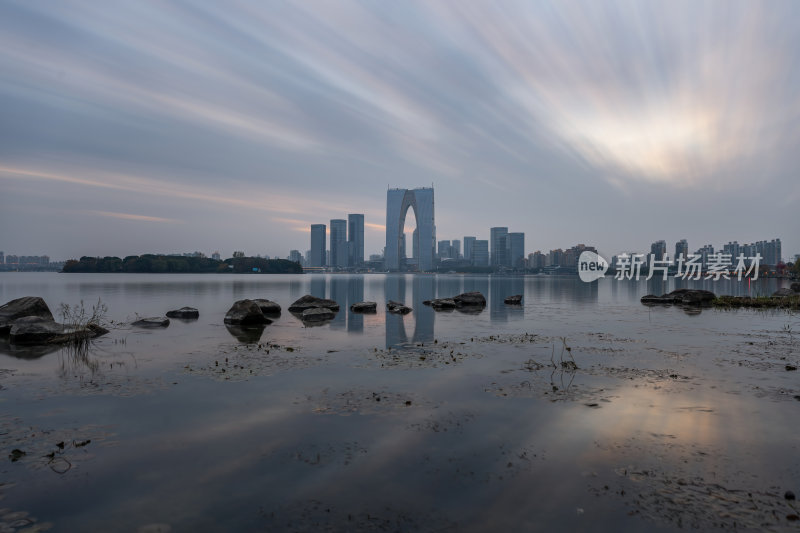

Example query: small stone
[785,490,796,501]
[786,365,797,371]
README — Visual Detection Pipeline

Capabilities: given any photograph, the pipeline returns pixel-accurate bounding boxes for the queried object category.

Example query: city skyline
[1,2,799,260]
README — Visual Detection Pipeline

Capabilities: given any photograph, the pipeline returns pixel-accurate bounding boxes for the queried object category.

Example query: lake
[1,273,798,532]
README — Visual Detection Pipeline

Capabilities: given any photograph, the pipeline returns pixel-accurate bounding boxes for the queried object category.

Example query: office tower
[508,232,525,269]
[490,227,508,266]
[463,237,476,264]
[0,251,4,264]
[330,219,348,268]
[437,240,452,259]
[288,250,302,264]
[675,239,688,260]
[452,239,461,260]
[650,240,667,260]
[385,187,435,271]
[472,240,489,267]
[310,224,326,267]
[348,214,364,268]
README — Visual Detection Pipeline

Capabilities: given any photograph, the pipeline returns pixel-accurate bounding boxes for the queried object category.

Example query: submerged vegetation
[712,295,800,310]
[61,254,303,274]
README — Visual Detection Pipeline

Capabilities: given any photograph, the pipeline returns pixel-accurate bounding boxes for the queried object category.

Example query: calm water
[0,273,798,532]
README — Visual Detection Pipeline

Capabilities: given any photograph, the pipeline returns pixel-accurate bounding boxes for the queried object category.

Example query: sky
[1,0,798,262]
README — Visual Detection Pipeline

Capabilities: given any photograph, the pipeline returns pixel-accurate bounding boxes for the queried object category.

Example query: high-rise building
[528,251,545,270]
[463,237,476,264]
[438,240,453,260]
[385,187,435,271]
[211,251,221,261]
[310,224,327,267]
[288,250,303,264]
[348,214,365,268]
[675,239,689,261]
[696,244,714,268]
[472,240,489,267]
[452,239,461,260]
[412,228,419,259]
[650,240,667,260]
[723,241,740,265]
[508,232,525,269]
[330,219,348,268]
[490,227,508,267]
[0,251,4,265]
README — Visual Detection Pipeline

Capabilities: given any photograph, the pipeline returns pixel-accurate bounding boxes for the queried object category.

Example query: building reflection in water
[384,274,436,348]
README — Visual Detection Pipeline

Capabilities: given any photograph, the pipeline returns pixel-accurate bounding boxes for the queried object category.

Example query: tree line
[62,255,303,274]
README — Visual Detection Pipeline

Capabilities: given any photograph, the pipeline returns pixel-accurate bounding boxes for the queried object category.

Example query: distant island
[62,255,303,274]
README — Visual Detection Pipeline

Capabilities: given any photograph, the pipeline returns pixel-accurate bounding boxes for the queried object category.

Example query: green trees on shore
[62,255,303,274]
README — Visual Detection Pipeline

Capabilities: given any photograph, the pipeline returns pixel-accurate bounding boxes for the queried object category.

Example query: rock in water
[350,301,377,313]
[224,300,271,326]
[453,292,486,307]
[772,288,796,297]
[0,296,54,334]
[430,298,457,310]
[504,294,523,305]
[253,299,281,315]
[288,295,340,312]
[9,317,65,344]
[166,307,199,319]
[132,317,170,328]
[301,308,336,322]
[386,301,412,314]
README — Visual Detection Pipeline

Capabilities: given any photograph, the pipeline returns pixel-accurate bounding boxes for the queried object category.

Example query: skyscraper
[348,214,364,268]
[452,239,461,260]
[675,239,688,261]
[463,237,476,264]
[650,240,667,260]
[490,227,508,267]
[473,240,489,267]
[330,219,348,268]
[310,224,326,267]
[508,233,525,269]
[385,187,435,271]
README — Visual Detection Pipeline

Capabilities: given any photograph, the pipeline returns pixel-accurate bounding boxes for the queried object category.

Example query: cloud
[86,210,178,223]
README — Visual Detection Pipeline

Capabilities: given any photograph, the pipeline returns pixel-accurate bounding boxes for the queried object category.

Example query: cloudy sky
[1,0,798,262]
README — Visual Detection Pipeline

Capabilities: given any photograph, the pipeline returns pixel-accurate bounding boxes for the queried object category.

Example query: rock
[641,294,674,304]
[642,289,715,306]
[422,300,433,306]
[301,307,336,322]
[431,298,457,310]
[7,316,107,345]
[253,299,281,315]
[386,300,412,314]
[288,294,340,312]
[0,296,54,334]
[165,307,199,319]
[792,282,800,293]
[453,291,486,306]
[772,288,796,297]
[132,317,170,328]
[350,301,377,313]
[504,294,523,305]
[787,365,798,371]
[667,289,715,305]
[786,490,796,501]
[9,317,64,344]
[224,300,271,326]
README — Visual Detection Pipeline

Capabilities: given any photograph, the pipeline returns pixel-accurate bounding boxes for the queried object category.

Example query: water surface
[1,273,798,532]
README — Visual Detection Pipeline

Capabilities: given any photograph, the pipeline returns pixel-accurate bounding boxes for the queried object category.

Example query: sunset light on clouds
[1,0,798,259]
